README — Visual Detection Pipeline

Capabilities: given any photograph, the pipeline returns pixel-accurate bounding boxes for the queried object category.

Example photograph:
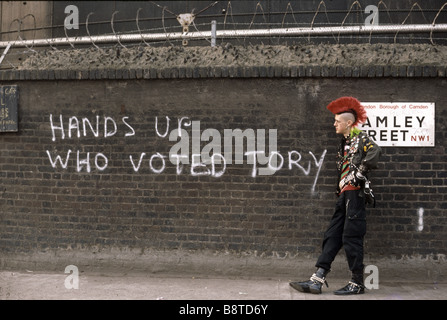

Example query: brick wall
[0,66,446,272]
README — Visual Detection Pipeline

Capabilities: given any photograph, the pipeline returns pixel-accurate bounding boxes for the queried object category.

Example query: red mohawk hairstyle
[326,96,367,127]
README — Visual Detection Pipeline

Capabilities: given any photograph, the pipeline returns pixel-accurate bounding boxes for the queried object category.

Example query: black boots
[333,272,365,295]
[289,268,330,294]
[290,270,365,295]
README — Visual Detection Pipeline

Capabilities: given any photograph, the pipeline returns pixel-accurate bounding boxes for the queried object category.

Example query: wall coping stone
[1,65,446,81]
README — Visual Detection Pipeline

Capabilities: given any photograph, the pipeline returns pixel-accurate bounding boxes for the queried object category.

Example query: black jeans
[316,190,367,274]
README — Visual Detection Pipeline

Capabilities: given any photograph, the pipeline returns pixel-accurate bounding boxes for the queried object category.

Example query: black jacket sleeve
[357,133,381,174]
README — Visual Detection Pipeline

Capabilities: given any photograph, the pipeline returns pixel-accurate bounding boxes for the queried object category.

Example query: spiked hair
[326,96,367,127]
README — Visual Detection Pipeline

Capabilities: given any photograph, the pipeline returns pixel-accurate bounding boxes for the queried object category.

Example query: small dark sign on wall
[0,85,18,132]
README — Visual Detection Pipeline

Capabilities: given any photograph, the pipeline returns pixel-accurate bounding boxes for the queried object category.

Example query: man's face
[334,114,351,135]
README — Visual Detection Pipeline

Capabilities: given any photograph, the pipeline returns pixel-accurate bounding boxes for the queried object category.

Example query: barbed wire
[2,1,447,43]
[1,0,447,69]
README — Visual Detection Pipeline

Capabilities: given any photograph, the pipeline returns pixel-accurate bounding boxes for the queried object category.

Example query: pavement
[1,269,445,301]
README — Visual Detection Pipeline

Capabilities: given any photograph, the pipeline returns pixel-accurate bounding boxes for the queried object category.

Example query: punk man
[290,96,381,295]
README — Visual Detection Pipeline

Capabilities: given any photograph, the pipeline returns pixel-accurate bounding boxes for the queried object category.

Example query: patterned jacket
[336,131,381,195]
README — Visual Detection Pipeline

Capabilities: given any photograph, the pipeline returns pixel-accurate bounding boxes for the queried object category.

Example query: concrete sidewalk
[0,270,445,300]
